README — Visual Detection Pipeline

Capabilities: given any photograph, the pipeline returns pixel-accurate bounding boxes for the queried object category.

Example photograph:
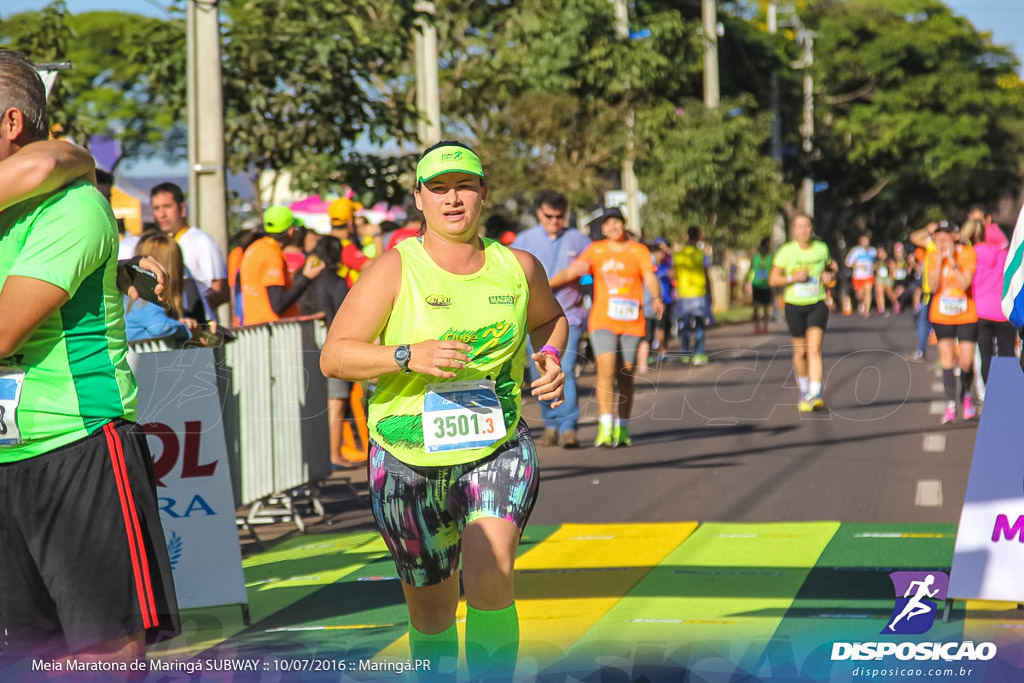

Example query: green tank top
[369,237,529,466]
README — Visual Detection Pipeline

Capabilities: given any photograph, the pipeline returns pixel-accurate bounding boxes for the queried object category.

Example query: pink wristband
[540,345,561,363]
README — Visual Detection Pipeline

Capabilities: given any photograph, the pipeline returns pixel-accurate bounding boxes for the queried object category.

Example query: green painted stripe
[365,524,563,664]
[811,523,957,568]
[510,522,699,678]
[173,525,562,663]
[545,522,839,679]
[149,531,387,659]
[1004,243,1024,299]
[761,524,961,681]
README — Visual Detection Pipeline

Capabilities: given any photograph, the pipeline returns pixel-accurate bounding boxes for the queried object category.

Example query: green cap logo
[417,145,484,184]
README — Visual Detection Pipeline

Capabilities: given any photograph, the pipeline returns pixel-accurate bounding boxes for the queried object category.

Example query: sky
[1,0,1022,175]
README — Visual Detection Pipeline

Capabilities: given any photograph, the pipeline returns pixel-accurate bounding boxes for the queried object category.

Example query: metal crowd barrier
[129,338,173,353]
[130,316,331,534]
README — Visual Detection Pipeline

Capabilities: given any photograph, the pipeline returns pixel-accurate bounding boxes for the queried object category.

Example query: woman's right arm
[319,251,473,381]
[320,250,403,381]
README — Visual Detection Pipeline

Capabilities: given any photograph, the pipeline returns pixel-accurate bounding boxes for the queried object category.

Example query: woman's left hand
[530,351,565,408]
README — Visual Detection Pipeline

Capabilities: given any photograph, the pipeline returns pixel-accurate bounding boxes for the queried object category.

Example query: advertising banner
[948,356,1024,603]
[129,348,247,611]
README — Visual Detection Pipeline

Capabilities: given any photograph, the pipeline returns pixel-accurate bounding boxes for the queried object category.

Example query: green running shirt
[0,180,137,462]
[749,252,772,289]
[774,240,831,305]
[369,237,529,466]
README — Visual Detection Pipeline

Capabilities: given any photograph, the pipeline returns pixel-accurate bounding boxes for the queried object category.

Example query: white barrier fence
[131,317,332,534]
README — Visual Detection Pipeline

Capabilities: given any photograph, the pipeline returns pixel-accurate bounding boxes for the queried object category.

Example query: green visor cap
[416,145,484,184]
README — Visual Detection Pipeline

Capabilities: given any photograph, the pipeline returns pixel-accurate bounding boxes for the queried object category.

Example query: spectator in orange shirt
[238,206,325,326]
[227,227,259,326]
[926,221,978,424]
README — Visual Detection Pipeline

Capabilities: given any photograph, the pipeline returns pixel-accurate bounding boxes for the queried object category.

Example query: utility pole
[767,3,781,165]
[767,3,786,249]
[414,1,442,146]
[186,0,229,266]
[798,29,815,218]
[702,0,720,108]
[777,5,816,219]
[613,0,641,236]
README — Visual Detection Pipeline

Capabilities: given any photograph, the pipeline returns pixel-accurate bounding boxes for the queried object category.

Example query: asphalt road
[527,311,982,526]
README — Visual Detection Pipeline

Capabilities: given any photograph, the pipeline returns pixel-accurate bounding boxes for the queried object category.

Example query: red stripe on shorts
[104,422,157,629]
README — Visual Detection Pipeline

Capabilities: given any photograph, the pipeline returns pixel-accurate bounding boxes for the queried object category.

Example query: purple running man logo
[883,571,948,635]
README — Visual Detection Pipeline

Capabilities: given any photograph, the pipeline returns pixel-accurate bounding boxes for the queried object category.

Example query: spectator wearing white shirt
[150,182,229,308]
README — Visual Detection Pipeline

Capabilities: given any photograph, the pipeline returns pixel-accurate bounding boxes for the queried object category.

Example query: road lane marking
[929,401,947,415]
[922,434,946,452]
[931,382,944,393]
[915,480,943,507]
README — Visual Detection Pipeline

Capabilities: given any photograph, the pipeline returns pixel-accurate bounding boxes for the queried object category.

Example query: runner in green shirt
[769,214,838,412]
[0,48,179,663]
[747,237,774,335]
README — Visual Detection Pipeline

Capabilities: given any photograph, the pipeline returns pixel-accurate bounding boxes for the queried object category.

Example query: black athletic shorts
[932,322,979,343]
[752,287,772,306]
[0,419,180,655]
[660,310,674,338]
[785,301,830,338]
[644,317,658,345]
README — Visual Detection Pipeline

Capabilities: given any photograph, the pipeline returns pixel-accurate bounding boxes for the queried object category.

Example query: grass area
[714,304,754,325]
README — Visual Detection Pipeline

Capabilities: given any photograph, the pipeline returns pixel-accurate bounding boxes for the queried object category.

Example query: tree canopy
[803,0,1024,242]
[2,0,1021,244]
[0,2,179,170]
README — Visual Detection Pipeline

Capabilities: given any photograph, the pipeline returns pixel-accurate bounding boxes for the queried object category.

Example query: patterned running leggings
[368,423,539,587]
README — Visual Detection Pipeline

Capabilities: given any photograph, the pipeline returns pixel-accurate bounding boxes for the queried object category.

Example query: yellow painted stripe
[516,522,700,569]
[573,522,840,676]
[376,522,699,675]
[963,599,1024,649]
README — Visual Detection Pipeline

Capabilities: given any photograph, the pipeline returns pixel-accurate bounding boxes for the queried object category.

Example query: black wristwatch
[394,344,412,374]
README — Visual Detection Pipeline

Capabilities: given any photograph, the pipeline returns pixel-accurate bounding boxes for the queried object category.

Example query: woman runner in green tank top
[768,214,838,412]
[320,141,568,681]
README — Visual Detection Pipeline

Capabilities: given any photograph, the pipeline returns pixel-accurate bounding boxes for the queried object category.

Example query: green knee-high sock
[465,603,519,682]
[408,621,458,680]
